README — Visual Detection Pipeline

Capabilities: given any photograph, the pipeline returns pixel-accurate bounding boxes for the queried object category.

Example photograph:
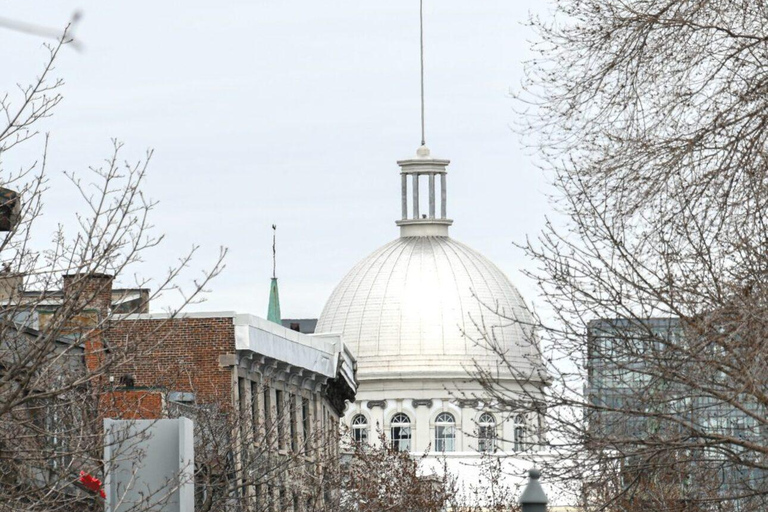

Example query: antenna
[271,224,277,279]
[420,0,426,146]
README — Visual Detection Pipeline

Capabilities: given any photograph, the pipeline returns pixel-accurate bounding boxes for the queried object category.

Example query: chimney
[62,273,114,319]
[61,273,114,375]
[0,265,22,303]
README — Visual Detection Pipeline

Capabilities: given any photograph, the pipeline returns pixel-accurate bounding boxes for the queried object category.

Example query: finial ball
[529,468,541,480]
[416,145,431,158]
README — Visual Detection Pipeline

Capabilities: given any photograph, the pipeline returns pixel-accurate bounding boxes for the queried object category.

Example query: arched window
[390,413,411,452]
[351,414,368,444]
[434,412,456,452]
[513,414,526,452]
[477,412,496,453]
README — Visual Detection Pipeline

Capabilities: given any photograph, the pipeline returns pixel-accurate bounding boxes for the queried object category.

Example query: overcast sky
[1,0,552,319]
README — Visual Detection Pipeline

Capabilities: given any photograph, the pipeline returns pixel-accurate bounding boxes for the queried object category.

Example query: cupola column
[428,174,436,218]
[412,175,420,218]
[401,174,408,220]
[441,174,447,219]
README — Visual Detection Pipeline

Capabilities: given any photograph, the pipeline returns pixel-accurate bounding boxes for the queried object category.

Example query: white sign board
[104,418,194,512]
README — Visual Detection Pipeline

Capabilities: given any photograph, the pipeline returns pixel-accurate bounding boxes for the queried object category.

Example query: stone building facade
[313,146,549,499]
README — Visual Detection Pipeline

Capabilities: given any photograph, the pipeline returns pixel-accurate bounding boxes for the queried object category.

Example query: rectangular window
[238,377,248,449]
[331,418,338,457]
[353,426,368,444]
[251,381,260,438]
[263,388,272,448]
[238,377,248,416]
[275,390,285,450]
[514,427,525,452]
[29,396,79,471]
[391,426,411,451]
[435,425,455,452]
[478,426,495,452]
[302,398,311,454]
[289,394,297,453]
[324,407,330,456]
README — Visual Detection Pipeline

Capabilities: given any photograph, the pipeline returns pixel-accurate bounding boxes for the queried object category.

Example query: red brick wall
[105,316,237,414]
[100,389,164,419]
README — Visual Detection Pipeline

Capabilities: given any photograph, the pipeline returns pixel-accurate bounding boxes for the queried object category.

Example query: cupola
[396,145,453,237]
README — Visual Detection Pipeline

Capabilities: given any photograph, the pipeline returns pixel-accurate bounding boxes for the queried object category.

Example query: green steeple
[267,277,281,324]
[267,224,282,325]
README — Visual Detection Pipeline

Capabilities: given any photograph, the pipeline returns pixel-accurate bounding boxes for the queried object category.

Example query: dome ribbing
[315,236,540,380]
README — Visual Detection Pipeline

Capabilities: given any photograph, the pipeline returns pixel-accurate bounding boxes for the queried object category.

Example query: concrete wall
[104,418,194,512]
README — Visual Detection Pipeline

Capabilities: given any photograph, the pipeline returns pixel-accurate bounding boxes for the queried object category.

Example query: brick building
[104,308,357,436]
[3,272,357,510]
[104,309,357,509]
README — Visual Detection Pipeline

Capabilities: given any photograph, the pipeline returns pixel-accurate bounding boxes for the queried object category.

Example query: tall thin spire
[419,0,426,146]
[272,224,277,279]
[267,224,282,324]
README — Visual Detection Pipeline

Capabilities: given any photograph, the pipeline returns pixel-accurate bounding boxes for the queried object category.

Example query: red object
[79,471,105,499]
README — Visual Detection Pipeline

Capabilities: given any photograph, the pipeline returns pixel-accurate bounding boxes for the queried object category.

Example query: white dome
[316,235,541,380]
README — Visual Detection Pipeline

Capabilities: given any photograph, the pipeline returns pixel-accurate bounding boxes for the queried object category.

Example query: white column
[428,174,435,219]
[412,174,420,219]
[401,174,408,219]
[440,173,447,219]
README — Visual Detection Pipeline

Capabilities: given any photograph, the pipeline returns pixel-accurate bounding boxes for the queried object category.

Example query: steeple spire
[267,224,282,324]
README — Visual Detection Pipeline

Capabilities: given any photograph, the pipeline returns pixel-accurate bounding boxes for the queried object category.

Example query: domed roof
[316,235,540,380]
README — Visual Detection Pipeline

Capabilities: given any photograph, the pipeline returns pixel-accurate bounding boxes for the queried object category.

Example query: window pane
[477,413,496,453]
[353,426,368,443]
[514,426,525,451]
[391,424,411,451]
[435,424,455,452]
[352,414,369,444]
[390,414,411,451]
